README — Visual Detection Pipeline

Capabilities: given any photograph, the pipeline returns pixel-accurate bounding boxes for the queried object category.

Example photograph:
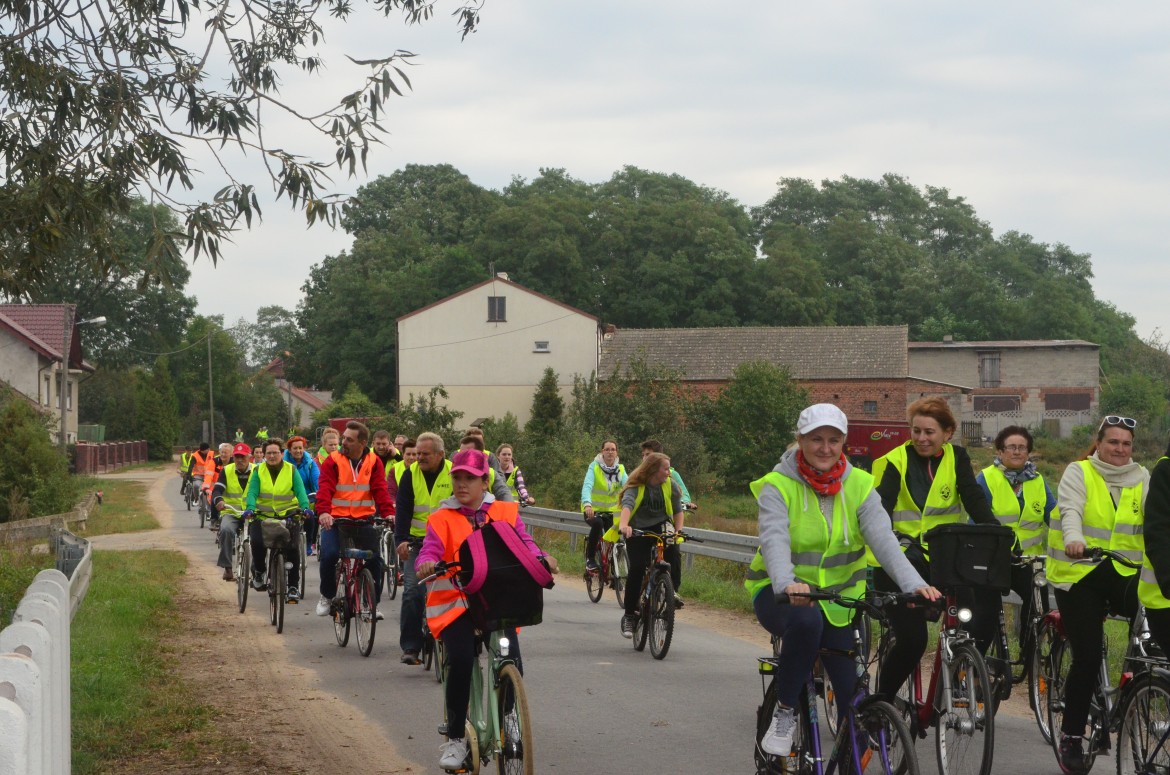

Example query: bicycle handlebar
[776,589,938,622]
[628,528,705,543]
[1083,546,1142,569]
[419,560,463,585]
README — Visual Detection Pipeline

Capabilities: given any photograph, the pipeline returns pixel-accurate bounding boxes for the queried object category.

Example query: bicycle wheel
[633,602,649,653]
[851,696,920,775]
[236,539,250,613]
[585,566,603,603]
[422,629,434,671]
[935,641,994,775]
[384,546,400,601]
[185,484,192,510]
[1029,618,1062,745]
[199,497,206,529]
[1117,670,1170,775]
[355,567,377,657]
[333,564,350,647]
[297,530,307,601]
[649,572,675,660]
[755,681,814,775]
[1045,629,1073,760]
[269,552,286,633]
[818,660,840,737]
[496,663,534,775]
[435,638,447,684]
[612,542,629,608]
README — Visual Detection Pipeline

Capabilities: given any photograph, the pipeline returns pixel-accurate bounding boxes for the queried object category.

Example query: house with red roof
[256,356,332,433]
[0,304,96,443]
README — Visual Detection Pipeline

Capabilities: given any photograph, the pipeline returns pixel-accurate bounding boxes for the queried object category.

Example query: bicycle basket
[924,523,1014,592]
[260,520,291,550]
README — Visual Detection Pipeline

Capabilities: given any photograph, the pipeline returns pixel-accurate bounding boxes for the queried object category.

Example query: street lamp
[60,311,106,452]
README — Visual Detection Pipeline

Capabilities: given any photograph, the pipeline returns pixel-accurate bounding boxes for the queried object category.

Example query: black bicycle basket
[924,523,1014,592]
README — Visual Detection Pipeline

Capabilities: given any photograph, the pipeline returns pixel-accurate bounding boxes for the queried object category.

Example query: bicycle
[875,587,995,775]
[1115,654,1170,775]
[1043,546,1158,773]
[627,528,703,660]
[181,473,197,511]
[217,505,253,614]
[585,516,628,607]
[755,589,921,775]
[378,517,401,601]
[329,517,386,657]
[197,488,209,528]
[421,561,534,775]
[254,509,305,635]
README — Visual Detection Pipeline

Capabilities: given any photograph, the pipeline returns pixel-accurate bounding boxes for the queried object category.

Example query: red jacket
[317,449,394,519]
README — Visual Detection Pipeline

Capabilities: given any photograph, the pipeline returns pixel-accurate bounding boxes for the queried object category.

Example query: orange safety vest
[328,450,378,519]
[192,450,216,488]
[424,500,520,638]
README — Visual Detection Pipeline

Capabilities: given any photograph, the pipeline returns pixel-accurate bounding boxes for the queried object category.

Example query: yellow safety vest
[745,470,873,626]
[506,468,520,500]
[867,442,964,563]
[410,459,453,538]
[584,461,626,512]
[602,480,674,542]
[1047,460,1144,585]
[391,460,407,488]
[220,463,252,511]
[254,461,297,517]
[982,465,1050,553]
[1140,458,1170,609]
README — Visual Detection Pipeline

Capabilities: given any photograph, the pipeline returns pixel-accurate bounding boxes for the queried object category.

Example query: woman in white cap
[749,403,940,757]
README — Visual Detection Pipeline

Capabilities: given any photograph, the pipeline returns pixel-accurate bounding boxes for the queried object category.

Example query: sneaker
[761,704,798,756]
[306,544,314,557]
[375,608,385,621]
[585,559,599,572]
[287,586,299,602]
[222,567,234,582]
[401,651,422,665]
[620,614,636,639]
[439,738,470,770]
[674,594,685,609]
[315,596,331,616]
[1059,735,1088,774]
[252,573,266,591]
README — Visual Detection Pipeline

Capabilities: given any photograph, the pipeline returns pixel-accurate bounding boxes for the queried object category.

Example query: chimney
[496,271,510,281]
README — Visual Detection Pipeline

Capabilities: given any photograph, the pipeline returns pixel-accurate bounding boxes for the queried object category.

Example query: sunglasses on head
[1100,415,1137,431]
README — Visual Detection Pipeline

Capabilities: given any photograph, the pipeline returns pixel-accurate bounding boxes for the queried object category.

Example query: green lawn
[0,543,56,622]
[86,479,160,535]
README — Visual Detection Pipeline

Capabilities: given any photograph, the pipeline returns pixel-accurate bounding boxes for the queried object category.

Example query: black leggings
[1053,562,1139,736]
[584,512,613,563]
[623,526,680,616]
[441,615,521,737]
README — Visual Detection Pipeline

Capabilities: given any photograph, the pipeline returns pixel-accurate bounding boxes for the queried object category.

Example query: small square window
[488,296,506,322]
[863,400,878,415]
[534,341,550,353]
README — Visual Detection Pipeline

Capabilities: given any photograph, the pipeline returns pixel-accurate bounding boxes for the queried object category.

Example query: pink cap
[450,448,489,477]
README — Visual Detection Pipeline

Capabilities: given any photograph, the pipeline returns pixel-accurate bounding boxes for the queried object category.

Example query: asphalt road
[166,484,1066,774]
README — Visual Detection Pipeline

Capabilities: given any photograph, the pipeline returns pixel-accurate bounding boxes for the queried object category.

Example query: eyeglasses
[1100,415,1137,431]
[1001,445,1029,453]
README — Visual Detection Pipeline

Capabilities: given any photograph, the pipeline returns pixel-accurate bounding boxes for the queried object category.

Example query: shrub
[0,391,82,521]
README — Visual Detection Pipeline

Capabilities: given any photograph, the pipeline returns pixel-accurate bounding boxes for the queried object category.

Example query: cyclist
[314,421,393,619]
[415,448,557,772]
[496,443,535,505]
[206,442,233,530]
[748,403,940,756]
[235,427,244,442]
[458,435,513,502]
[871,396,999,700]
[191,442,216,509]
[1139,437,1170,654]
[284,436,320,554]
[316,427,340,465]
[212,443,254,581]
[256,425,268,442]
[616,451,682,638]
[1047,415,1148,774]
[373,429,402,470]
[641,439,693,608]
[581,439,627,572]
[244,438,312,600]
[395,431,452,665]
[387,437,418,505]
[973,425,1056,641]
[251,444,263,465]
[178,446,194,494]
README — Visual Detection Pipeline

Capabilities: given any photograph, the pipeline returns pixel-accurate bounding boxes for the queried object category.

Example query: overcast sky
[184,1,1170,343]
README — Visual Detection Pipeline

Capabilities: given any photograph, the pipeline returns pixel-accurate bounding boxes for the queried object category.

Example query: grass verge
[0,542,56,622]
[85,479,160,535]
[71,550,240,773]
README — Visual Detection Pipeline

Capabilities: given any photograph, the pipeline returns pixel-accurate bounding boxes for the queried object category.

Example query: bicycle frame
[989,554,1048,691]
[466,629,520,760]
[901,592,976,733]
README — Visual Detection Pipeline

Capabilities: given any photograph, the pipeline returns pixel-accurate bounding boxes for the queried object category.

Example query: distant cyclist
[316,428,340,465]
[244,438,311,599]
[581,439,627,572]
[284,436,320,554]
[496,443,535,505]
[212,443,254,581]
[641,439,694,608]
[178,446,194,494]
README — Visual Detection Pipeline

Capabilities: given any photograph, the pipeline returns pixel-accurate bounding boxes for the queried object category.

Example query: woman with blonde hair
[616,452,682,638]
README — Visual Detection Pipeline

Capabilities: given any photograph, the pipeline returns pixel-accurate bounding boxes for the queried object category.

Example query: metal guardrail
[519,505,757,565]
[0,528,92,775]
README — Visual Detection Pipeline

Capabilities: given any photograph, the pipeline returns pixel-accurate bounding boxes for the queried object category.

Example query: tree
[525,368,564,440]
[310,383,388,428]
[0,0,483,298]
[0,389,79,520]
[232,305,299,367]
[135,360,182,460]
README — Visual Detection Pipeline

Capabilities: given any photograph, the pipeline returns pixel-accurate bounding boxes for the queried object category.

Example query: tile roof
[909,339,1098,349]
[599,325,909,381]
[0,309,60,360]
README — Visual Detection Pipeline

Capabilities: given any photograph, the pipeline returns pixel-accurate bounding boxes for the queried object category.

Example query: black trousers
[623,524,680,616]
[441,614,521,737]
[584,512,613,562]
[1053,561,1139,737]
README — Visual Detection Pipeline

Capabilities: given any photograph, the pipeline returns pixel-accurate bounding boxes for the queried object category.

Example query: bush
[0,391,82,520]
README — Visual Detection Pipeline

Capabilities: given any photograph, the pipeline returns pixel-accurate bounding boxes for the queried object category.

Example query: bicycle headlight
[1034,573,1047,588]
[957,607,973,624]
[499,636,510,656]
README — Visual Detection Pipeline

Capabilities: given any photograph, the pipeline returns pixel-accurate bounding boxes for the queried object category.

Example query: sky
[183,1,1170,342]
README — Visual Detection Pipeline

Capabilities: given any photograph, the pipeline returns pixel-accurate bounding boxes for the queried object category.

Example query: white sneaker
[315,596,331,616]
[439,738,470,770]
[376,607,385,621]
[761,704,798,756]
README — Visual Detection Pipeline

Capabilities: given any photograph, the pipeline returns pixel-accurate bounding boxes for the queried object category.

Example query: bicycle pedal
[437,723,448,736]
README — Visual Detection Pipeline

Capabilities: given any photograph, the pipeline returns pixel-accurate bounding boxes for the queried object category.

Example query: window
[533,341,550,353]
[863,400,878,415]
[66,379,73,411]
[487,296,506,322]
[42,375,51,406]
[1045,392,1091,411]
[974,395,1020,413]
[977,351,1001,388]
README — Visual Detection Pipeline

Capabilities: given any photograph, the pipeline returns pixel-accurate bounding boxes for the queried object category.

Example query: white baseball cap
[796,403,848,436]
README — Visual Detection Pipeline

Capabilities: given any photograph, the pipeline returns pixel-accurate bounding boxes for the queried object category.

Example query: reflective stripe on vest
[424,576,469,635]
[588,462,625,511]
[745,469,875,627]
[329,450,377,517]
[221,463,252,511]
[866,442,964,564]
[983,466,1049,553]
[255,461,296,516]
[1047,459,1145,585]
[411,459,453,537]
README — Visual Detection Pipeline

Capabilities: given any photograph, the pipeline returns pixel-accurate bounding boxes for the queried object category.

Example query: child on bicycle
[748,404,940,757]
[416,449,558,772]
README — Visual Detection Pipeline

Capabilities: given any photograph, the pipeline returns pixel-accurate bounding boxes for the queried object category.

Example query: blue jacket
[283,450,320,495]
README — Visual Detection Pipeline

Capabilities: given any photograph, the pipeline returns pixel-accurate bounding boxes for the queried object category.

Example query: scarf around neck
[995,458,1039,488]
[796,451,847,496]
[597,457,621,485]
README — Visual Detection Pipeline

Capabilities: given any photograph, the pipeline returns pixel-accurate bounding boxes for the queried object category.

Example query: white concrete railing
[0,530,91,775]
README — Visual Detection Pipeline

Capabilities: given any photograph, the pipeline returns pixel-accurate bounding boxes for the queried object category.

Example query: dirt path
[89,470,424,774]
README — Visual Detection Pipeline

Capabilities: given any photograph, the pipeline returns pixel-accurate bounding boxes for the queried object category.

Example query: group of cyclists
[753,397,1170,774]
